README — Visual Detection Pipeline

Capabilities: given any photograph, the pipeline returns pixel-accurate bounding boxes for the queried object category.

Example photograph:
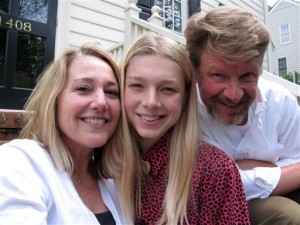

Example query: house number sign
[0,16,32,32]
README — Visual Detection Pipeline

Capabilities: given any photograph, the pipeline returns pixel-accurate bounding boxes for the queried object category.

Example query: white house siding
[201,0,265,20]
[268,0,300,76]
[55,0,127,57]
[55,0,268,66]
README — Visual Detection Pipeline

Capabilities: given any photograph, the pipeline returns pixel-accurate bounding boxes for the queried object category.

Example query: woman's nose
[90,90,108,110]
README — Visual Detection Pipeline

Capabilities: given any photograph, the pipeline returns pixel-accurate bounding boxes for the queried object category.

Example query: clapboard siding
[201,0,265,20]
[55,0,267,59]
[268,0,300,76]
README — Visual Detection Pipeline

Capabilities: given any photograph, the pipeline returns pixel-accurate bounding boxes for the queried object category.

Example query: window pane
[15,33,46,89]
[278,58,287,77]
[155,0,182,33]
[19,0,48,23]
[0,28,7,86]
[0,0,10,14]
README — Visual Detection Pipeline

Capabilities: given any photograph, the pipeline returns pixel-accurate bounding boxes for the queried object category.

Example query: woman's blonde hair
[117,32,199,224]
[20,46,121,178]
[185,6,270,71]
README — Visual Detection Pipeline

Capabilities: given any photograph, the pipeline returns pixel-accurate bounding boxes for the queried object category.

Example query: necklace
[142,160,151,174]
[72,174,98,191]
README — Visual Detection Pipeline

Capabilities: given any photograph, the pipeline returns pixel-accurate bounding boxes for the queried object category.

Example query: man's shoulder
[258,77,293,96]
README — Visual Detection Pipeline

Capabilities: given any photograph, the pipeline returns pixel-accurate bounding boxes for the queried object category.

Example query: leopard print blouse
[135,131,250,224]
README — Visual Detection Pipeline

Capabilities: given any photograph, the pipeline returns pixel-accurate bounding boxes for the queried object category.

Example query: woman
[0,46,123,224]
[116,32,250,224]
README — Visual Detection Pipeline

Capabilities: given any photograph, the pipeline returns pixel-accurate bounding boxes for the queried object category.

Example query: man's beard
[206,95,251,125]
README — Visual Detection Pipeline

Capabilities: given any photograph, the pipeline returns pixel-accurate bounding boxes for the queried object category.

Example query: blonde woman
[0,46,123,224]
[116,32,250,224]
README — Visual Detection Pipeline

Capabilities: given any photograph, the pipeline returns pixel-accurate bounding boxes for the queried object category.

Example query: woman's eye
[106,89,119,98]
[76,86,90,93]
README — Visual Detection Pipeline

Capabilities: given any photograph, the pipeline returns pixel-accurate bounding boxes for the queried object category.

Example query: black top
[95,211,116,225]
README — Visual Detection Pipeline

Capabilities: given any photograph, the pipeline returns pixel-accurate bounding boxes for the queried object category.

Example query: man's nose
[223,80,243,103]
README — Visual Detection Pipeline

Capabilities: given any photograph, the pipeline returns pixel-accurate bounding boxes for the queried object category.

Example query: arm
[236,160,300,196]
[0,143,48,224]
[272,163,300,195]
[236,159,277,170]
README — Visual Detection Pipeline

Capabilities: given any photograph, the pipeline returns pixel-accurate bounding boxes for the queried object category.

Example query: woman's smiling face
[57,55,120,152]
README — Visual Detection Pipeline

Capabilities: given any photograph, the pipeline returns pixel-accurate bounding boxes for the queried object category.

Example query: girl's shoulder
[195,142,237,170]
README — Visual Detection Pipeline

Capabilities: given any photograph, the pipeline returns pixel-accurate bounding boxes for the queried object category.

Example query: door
[0,0,57,109]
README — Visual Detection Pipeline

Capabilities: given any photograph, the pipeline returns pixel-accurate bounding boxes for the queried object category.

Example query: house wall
[55,0,127,57]
[268,0,300,76]
[54,0,268,67]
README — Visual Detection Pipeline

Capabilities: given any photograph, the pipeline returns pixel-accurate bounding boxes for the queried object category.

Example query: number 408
[0,16,32,32]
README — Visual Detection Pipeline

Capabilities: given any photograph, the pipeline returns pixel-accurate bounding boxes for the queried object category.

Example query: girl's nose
[142,89,161,108]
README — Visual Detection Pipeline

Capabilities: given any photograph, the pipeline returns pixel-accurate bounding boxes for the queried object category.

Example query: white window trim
[279,23,291,45]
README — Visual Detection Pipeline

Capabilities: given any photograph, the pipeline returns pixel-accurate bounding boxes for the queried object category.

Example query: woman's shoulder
[0,139,51,170]
[0,139,43,156]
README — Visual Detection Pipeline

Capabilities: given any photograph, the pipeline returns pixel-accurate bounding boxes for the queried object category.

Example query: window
[137,0,185,33]
[278,57,287,77]
[155,0,183,33]
[280,24,290,44]
[0,0,57,109]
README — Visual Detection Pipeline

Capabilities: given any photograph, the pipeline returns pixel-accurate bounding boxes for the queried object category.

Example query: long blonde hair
[20,46,121,178]
[117,32,199,224]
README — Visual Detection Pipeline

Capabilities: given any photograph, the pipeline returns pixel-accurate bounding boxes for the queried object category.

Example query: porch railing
[107,1,300,105]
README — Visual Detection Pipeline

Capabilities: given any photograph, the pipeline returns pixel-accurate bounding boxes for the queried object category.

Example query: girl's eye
[129,83,143,89]
[161,87,176,93]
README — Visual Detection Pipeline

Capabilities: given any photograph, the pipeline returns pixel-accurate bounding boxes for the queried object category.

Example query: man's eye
[213,73,224,78]
[243,73,254,78]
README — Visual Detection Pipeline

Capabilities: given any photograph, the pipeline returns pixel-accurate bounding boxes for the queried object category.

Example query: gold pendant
[142,160,151,174]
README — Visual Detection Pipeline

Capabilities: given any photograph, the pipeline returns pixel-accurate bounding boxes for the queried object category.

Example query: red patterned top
[135,131,250,224]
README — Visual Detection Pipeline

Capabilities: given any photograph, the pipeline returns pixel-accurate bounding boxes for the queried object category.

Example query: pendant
[142,160,151,174]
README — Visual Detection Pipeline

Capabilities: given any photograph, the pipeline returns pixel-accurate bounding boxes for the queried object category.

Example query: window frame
[278,57,287,77]
[279,23,291,44]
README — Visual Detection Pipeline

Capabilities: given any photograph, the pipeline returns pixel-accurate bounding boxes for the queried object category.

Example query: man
[185,6,300,225]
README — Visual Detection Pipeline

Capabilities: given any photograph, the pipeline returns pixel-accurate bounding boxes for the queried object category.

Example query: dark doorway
[0,0,57,109]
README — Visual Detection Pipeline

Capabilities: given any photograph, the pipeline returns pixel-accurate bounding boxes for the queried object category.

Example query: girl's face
[125,55,186,151]
[57,55,120,153]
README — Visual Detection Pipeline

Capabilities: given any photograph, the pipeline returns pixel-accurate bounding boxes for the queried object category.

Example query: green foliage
[283,73,294,82]
[268,5,273,11]
[283,71,300,84]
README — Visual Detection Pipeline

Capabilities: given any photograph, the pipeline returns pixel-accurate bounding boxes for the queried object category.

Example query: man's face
[198,49,261,125]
